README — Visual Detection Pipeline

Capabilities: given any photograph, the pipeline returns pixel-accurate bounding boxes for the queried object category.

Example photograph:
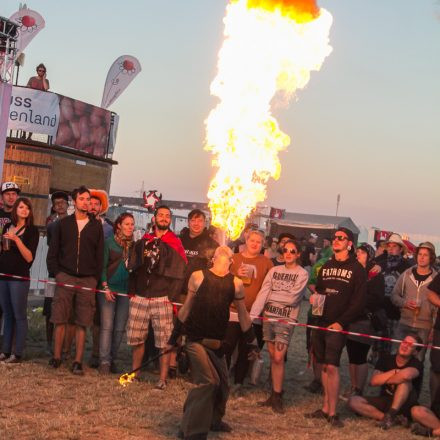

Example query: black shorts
[43,297,53,318]
[311,328,346,366]
[366,389,418,418]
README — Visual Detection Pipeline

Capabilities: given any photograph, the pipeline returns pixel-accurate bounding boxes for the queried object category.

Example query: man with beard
[47,186,104,375]
[126,206,187,389]
[169,245,258,440]
[306,227,366,427]
[179,209,218,294]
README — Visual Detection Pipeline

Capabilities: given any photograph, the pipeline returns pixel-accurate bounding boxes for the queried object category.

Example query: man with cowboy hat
[89,189,113,239]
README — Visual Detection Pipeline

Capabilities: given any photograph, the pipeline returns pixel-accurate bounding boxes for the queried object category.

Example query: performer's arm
[167,271,203,347]
[178,271,203,323]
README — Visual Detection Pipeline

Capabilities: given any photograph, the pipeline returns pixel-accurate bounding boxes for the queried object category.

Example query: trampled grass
[0,305,425,439]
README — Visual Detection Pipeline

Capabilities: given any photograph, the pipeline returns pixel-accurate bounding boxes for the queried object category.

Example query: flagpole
[335,194,340,217]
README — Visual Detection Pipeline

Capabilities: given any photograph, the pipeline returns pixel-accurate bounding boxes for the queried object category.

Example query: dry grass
[0,305,426,439]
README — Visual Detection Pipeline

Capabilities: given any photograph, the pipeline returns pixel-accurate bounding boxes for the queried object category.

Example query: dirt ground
[0,304,428,439]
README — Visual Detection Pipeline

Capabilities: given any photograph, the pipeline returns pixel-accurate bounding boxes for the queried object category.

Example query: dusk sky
[4,0,440,236]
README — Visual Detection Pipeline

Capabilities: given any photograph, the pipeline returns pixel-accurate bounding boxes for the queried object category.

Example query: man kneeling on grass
[348,334,423,430]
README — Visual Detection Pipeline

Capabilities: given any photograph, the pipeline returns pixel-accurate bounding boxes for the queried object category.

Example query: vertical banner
[0,82,13,180]
[9,9,46,58]
[101,55,141,109]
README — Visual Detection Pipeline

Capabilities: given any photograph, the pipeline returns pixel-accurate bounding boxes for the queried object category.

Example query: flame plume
[205,0,333,240]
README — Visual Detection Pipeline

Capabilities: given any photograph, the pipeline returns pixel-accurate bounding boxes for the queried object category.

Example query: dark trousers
[224,322,249,384]
[181,341,229,438]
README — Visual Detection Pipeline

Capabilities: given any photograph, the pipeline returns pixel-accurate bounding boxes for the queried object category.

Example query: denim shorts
[263,320,294,346]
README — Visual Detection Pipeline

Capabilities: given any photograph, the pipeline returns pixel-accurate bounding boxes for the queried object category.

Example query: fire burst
[205,0,333,240]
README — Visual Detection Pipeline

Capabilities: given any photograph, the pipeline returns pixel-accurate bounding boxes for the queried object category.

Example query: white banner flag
[8,87,60,136]
[9,9,46,58]
[101,55,141,109]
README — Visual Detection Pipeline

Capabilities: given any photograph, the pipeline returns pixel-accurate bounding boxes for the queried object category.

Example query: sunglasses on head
[283,248,297,254]
[333,235,348,242]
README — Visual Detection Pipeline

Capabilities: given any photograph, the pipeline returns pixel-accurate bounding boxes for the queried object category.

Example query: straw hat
[89,189,109,215]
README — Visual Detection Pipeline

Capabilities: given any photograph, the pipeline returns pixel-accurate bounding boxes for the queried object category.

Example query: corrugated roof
[270,212,360,234]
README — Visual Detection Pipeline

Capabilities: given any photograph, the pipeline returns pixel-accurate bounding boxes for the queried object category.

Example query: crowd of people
[1,182,440,439]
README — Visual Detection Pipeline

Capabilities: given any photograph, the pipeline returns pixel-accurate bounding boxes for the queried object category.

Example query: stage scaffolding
[0,16,19,83]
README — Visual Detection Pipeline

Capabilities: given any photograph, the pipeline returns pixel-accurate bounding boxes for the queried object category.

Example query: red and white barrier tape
[1,271,437,350]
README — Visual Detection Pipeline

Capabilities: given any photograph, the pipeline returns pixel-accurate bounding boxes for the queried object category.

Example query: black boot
[271,391,285,414]
[257,392,274,407]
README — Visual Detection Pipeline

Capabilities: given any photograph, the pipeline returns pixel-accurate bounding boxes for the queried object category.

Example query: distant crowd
[1,181,440,439]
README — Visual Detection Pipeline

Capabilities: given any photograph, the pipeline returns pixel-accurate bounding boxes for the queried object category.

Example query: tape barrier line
[1,271,438,351]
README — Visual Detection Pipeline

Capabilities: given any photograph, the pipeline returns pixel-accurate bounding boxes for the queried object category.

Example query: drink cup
[311,293,326,316]
[1,236,11,251]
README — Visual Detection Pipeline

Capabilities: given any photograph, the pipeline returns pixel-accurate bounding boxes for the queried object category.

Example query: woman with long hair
[98,212,135,374]
[0,197,39,363]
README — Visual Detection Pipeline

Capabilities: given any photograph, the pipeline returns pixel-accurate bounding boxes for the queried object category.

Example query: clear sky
[3,0,440,236]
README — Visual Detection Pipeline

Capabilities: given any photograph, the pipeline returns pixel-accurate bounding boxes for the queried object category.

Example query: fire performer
[168,245,258,440]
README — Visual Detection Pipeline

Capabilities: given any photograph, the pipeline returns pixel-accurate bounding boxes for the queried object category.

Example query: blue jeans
[0,280,30,356]
[98,292,129,365]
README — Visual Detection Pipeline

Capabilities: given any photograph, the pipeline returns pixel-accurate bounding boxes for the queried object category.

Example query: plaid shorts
[126,296,173,348]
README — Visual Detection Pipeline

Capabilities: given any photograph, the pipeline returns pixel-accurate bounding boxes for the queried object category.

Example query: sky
[3,0,440,236]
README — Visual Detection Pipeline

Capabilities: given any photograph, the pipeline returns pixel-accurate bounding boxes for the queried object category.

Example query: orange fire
[246,0,320,23]
[119,372,136,387]
[205,0,333,240]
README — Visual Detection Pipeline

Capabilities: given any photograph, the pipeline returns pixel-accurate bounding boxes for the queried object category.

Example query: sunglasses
[333,235,348,242]
[283,248,297,254]
[38,69,46,73]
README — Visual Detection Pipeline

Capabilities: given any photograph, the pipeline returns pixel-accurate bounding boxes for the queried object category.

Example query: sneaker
[71,361,84,376]
[210,421,232,432]
[4,354,21,364]
[411,422,433,437]
[327,414,344,428]
[98,363,111,375]
[0,353,10,362]
[154,379,167,390]
[377,413,395,430]
[48,357,62,368]
[340,386,362,401]
[304,409,328,420]
[304,379,323,394]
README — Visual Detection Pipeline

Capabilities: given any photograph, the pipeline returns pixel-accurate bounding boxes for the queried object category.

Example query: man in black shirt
[168,245,257,440]
[306,227,366,427]
[179,209,218,296]
[349,334,423,430]
[0,182,20,233]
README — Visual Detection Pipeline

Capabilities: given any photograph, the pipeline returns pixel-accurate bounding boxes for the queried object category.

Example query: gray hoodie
[391,267,437,330]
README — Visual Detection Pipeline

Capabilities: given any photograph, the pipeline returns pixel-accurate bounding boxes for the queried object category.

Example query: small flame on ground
[205,0,333,240]
[119,372,136,387]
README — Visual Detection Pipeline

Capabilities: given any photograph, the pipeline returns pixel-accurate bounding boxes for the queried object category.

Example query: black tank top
[185,269,236,341]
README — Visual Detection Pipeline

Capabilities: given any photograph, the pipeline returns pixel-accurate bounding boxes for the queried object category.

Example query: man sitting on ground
[348,334,423,430]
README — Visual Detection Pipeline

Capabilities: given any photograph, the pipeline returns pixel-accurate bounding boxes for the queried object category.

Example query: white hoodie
[250,264,309,321]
